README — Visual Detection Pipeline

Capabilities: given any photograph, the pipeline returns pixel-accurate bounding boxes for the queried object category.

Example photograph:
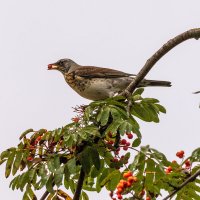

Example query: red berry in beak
[48,64,52,70]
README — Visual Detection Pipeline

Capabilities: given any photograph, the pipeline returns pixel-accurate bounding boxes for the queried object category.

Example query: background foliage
[0,88,200,200]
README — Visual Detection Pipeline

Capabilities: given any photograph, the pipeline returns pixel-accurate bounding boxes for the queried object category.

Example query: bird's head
[48,58,77,74]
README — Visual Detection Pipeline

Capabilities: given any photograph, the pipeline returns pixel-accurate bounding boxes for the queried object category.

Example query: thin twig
[162,169,200,200]
[40,190,49,200]
[121,28,200,96]
[73,167,85,200]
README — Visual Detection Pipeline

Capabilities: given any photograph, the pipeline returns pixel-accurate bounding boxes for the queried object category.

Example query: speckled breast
[64,73,90,92]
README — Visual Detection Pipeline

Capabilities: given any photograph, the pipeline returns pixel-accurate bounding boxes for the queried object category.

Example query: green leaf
[110,107,121,120]
[90,147,101,170]
[150,148,170,166]
[67,158,77,174]
[46,174,54,194]
[145,159,156,188]
[19,171,29,191]
[80,156,92,175]
[100,170,120,190]
[0,159,6,165]
[47,159,56,173]
[26,184,36,200]
[19,129,34,140]
[99,106,111,126]
[22,191,30,200]
[28,168,36,182]
[5,148,16,178]
[69,179,76,193]
[54,156,60,170]
[105,118,123,135]
[190,147,200,162]
[82,191,89,200]
[155,103,166,113]
[54,166,64,187]
[142,98,159,103]
[12,150,23,175]
[133,88,144,95]
[132,138,141,147]
[0,149,10,160]
[79,147,100,174]
[9,175,20,190]
[106,170,121,191]
[144,103,159,122]
[131,103,152,122]
[90,159,104,178]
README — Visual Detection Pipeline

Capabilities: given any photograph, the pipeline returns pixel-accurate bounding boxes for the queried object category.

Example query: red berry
[123,146,128,151]
[117,187,123,194]
[108,132,113,138]
[123,171,132,178]
[27,156,33,161]
[29,145,35,150]
[139,190,145,197]
[126,142,130,146]
[127,133,133,139]
[37,136,42,141]
[165,166,172,174]
[117,182,124,189]
[185,160,191,167]
[120,155,125,160]
[126,181,132,187]
[120,139,127,145]
[117,194,122,199]
[114,150,119,155]
[112,158,118,162]
[176,150,184,158]
[72,117,80,123]
[127,176,136,183]
[107,140,114,145]
[146,197,151,200]
[167,166,172,171]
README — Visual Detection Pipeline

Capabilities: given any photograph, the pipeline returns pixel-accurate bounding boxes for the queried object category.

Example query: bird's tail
[140,79,172,87]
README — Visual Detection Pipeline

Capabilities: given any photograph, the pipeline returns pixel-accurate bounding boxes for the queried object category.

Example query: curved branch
[162,169,200,200]
[73,167,85,200]
[121,28,200,96]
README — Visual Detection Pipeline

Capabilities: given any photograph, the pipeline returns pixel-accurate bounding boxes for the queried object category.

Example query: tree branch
[162,169,200,200]
[73,167,85,200]
[121,28,200,96]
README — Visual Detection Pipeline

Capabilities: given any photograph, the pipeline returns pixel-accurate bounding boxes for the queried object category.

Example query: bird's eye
[58,61,63,66]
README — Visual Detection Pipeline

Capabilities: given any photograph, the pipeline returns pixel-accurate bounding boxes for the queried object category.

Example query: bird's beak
[48,63,58,70]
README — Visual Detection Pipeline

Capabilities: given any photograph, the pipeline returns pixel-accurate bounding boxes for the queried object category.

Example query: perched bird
[48,59,171,100]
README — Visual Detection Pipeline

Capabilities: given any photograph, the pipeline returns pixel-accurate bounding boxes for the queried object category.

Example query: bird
[48,58,171,100]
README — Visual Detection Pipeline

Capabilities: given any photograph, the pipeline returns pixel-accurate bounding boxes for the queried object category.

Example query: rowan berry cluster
[110,171,138,200]
[165,150,191,175]
[176,150,184,158]
[106,132,134,168]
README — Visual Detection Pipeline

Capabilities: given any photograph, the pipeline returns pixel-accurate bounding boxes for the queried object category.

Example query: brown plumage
[48,58,171,100]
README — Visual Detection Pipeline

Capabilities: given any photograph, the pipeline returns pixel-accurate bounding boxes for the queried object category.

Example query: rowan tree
[1,29,200,200]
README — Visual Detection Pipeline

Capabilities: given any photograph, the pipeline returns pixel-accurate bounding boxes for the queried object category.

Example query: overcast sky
[0,1,200,199]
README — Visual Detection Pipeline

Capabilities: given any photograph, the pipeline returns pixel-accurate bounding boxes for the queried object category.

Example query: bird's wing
[73,66,134,78]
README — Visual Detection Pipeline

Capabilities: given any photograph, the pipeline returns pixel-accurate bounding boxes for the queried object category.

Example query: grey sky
[0,1,200,199]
